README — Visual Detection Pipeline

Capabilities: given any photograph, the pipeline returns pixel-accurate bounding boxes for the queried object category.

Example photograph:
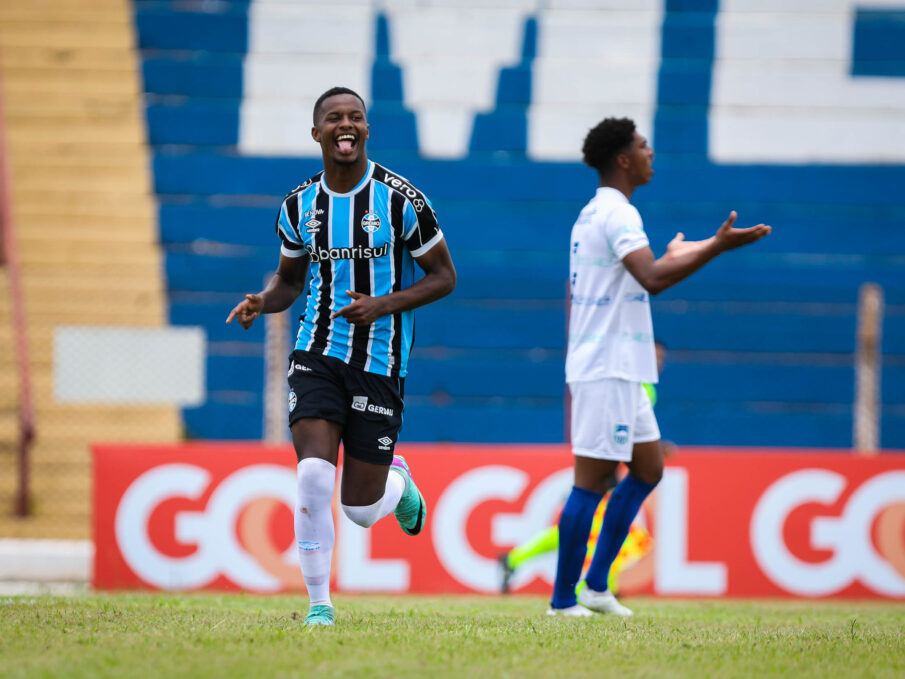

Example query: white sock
[341,470,405,528]
[295,457,336,607]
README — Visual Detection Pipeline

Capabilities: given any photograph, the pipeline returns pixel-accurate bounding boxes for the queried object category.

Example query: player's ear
[311,126,320,143]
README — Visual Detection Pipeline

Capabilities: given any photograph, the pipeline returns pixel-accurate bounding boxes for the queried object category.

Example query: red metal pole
[0,58,36,516]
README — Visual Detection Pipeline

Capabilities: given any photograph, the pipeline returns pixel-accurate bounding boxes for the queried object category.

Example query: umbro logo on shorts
[377,436,393,450]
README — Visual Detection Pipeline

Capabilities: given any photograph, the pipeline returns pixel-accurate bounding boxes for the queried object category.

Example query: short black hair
[312,87,367,124]
[582,117,636,173]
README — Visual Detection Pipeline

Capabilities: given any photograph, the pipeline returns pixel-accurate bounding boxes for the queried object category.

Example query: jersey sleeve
[605,203,649,260]
[275,194,308,259]
[403,196,444,258]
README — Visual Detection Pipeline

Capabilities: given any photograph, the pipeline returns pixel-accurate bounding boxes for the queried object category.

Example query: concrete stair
[0,0,180,540]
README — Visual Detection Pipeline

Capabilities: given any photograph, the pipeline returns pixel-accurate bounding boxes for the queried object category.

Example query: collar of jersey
[319,161,374,197]
[596,186,629,203]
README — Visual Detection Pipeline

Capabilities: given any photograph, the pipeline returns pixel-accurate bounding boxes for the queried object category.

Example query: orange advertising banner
[92,443,905,599]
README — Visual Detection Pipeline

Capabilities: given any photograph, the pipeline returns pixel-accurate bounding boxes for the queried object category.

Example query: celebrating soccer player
[549,118,770,617]
[227,87,456,627]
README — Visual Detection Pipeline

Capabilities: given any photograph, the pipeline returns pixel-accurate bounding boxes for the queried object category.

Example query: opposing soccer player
[227,87,456,626]
[501,341,668,596]
[549,118,770,617]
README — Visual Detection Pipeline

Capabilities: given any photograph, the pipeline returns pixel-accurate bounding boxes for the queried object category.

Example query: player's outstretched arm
[623,211,771,295]
[226,254,309,329]
[331,239,456,325]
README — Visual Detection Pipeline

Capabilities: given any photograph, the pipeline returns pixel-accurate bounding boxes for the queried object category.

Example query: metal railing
[0,63,36,516]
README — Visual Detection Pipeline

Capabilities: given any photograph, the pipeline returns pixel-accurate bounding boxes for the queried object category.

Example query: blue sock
[550,485,603,609]
[584,473,658,593]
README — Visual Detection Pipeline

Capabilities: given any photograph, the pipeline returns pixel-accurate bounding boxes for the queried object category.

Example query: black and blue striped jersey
[276,160,444,378]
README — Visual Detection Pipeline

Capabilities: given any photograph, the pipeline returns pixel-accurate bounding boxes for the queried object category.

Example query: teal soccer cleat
[303,605,335,627]
[389,455,426,536]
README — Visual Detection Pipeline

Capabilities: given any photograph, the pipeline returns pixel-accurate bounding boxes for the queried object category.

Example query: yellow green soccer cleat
[390,455,426,536]
[303,605,335,627]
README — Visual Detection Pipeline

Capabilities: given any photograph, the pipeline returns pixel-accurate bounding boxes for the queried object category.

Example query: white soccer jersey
[565,187,658,384]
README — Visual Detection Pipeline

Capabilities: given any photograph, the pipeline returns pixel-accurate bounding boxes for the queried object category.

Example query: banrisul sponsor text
[306,243,389,262]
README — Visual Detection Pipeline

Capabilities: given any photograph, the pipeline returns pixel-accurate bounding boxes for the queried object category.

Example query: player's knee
[341,502,381,528]
[636,464,663,486]
[298,458,336,498]
[630,461,663,486]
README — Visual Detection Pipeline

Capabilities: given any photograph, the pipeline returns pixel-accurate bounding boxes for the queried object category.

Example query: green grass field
[2,593,903,678]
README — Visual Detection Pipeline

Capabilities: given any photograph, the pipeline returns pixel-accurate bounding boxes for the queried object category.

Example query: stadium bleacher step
[15,219,158,244]
[0,43,141,69]
[0,0,180,540]
[6,149,147,170]
[0,25,132,51]
[29,443,93,466]
[30,471,91,496]
[11,365,183,399]
[0,410,20,441]
[28,407,181,442]
[12,191,155,215]
[0,391,17,411]
[6,140,148,164]
[2,69,139,96]
[12,167,149,194]
[19,291,164,315]
[0,353,33,387]
[20,286,163,309]
[0,2,132,22]
[0,516,91,540]
[19,241,160,265]
[1,0,124,9]
[28,440,125,467]
[4,97,142,122]
[5,119,143,145]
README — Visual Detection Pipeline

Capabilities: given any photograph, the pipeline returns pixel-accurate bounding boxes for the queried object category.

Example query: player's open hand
[226,293,264,329]
[331,290,386,325]
[714,211,772,252]
[665,231,703,258]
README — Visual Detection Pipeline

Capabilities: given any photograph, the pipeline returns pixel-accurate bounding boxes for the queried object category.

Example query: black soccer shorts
[286,351,404,465]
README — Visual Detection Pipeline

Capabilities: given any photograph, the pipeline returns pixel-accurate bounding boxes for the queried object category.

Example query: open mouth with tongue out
[335,133,357,155]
